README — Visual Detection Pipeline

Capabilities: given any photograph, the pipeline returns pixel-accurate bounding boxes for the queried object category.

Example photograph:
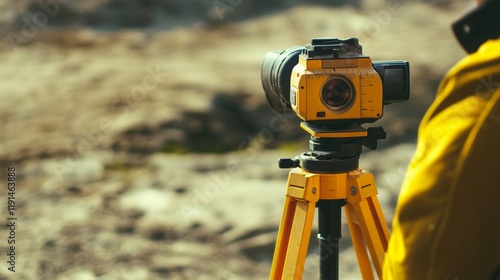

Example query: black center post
[306,136,362,280]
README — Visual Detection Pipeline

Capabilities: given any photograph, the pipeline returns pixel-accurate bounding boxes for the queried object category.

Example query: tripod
[270,123,390,280]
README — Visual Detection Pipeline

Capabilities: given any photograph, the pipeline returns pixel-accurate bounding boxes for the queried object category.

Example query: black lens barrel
[261,46,304,113]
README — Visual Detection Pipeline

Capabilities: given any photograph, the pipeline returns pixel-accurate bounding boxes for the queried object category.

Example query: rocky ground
[0,0,472,279]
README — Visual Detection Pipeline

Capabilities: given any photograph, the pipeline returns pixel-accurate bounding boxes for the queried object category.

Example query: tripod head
[279,123,386,173]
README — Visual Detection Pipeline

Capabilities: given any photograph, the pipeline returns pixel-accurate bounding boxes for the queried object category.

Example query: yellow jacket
[383,38,500,279]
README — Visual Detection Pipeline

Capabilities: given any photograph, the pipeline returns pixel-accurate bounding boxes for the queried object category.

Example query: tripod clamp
[278,125,387,173]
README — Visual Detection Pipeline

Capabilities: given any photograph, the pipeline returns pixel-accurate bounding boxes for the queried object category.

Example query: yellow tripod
[270,123,390,280]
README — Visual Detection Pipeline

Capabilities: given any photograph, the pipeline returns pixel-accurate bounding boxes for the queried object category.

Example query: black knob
[279,158,300,169]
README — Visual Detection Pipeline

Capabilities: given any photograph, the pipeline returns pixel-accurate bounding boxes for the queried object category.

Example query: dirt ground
[0,0,472,279]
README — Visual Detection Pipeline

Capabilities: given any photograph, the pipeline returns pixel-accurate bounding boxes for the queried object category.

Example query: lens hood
[261,46,304,113]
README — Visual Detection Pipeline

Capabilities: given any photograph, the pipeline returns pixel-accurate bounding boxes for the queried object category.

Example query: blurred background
[0,0,473,279]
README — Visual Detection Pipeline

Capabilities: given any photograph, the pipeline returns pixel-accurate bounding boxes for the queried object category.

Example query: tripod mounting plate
[301,122,368,138]
[301,122,387,151]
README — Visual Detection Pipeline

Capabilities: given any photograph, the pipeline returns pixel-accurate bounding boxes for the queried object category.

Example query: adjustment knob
[279,158,300,169]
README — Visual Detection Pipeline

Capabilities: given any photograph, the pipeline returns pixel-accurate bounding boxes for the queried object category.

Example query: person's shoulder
[420,38,500,134]
[437,37,500,99]
[476,38,500,58]
[453,37,500,76]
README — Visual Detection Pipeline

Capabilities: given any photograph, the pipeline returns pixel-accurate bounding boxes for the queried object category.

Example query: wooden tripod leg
[345,203,375,280]
[270,195,296,279]
[270,197,316,279]
[346,171,390,279]
[270,170,319,280]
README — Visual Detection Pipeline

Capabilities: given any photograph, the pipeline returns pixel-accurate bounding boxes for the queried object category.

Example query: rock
[45,156,105,184]
[109,267,151,280]
[119,186,175,216]
[56,270,97,280]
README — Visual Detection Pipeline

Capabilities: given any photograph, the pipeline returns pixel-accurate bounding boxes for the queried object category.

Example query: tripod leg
[345,203,375,280]
[270,197,316,279]
[346,170,390,279]
[270,170,319,280]
[270,195,296,279]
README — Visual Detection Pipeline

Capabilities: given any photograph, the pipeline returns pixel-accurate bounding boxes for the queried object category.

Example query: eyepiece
[372,61,410,104]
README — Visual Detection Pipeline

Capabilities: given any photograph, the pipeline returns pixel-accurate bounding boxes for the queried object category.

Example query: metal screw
[350,186,357,196]
[312,187,317,194]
